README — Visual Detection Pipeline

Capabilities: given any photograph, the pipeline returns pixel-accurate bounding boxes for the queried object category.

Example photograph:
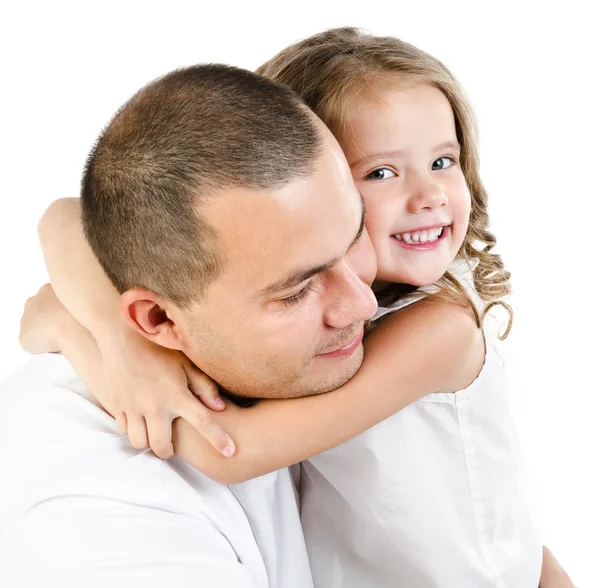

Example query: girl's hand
[98,329,236,460]
[19,284,236,461]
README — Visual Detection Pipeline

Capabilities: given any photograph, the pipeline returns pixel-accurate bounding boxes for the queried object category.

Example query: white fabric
[0,354,313,588]
[302,260,542,588]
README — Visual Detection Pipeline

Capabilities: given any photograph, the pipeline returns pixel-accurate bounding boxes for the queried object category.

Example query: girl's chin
[375,265,448,288]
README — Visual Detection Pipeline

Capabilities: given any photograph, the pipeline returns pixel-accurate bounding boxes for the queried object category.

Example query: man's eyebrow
[259,197,366,298]
[350,194,367,248]
[349,141,461,169]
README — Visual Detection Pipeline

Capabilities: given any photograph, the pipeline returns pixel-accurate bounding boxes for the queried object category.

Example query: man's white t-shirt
[0,354,313,588]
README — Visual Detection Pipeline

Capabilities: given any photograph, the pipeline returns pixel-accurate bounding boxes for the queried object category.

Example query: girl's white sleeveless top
[301,260,542,588]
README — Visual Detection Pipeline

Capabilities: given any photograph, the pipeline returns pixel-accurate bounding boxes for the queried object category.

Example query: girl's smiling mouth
[391,224,450,249]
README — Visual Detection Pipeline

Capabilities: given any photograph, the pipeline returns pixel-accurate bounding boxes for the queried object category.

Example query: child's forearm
[38,198,124,344]
[58,316,116,417]
[55,291,481,484]
[173,300,483,484]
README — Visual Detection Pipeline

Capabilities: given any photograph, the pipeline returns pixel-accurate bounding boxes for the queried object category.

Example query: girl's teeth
[395,227,445,244]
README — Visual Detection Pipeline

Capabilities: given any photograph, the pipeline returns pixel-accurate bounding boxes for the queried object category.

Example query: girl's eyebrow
[349,149,407,169]
[349,140,461,169]
[433,140,461,153]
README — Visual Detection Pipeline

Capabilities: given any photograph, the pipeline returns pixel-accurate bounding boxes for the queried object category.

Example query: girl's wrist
[93,318,141,357]
[56,312,92,356]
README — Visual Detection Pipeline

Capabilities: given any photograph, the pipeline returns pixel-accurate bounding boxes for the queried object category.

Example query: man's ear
[119,288,186,351]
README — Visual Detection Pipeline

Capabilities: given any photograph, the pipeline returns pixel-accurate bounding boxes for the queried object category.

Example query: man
[0,64,377,587]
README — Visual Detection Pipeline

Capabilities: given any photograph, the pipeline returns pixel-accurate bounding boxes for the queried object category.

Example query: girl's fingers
[115,411,128,435]
[128,416,150,450]
[185,365,225,411]
[146,415,175,460]
[181,397,236,457]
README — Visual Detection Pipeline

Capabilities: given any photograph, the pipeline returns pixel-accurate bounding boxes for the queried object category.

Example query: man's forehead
[257,196,365,298]
[199,135,361,295]
[206,194,357,292]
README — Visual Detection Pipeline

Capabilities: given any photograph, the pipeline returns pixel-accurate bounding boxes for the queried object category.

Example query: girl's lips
[391,225,450,251]
[317,326,365,359]
[396,223,448,233]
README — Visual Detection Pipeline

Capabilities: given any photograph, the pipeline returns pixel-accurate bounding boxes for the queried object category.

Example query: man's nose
[323,262,378,330]
[405,171,448,214]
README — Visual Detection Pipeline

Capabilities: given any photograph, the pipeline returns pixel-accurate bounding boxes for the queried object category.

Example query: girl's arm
[173,298,483,483]
[38,198,235,459]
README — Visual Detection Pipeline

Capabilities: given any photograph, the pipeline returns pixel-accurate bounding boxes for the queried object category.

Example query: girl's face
[340,82,471,287]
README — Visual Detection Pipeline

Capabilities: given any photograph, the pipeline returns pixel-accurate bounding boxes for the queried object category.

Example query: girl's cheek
[364,212,386,244]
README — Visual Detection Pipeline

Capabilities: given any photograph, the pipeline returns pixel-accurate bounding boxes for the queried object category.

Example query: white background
[1,1,598,585]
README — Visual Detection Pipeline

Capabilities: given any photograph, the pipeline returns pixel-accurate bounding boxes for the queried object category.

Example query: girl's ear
[119,288,186,351]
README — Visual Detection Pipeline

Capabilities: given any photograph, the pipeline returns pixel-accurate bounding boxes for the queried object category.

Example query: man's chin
[220,344,365,401]
[304,343,365,397]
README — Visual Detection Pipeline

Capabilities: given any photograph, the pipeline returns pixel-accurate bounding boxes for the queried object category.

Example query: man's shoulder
[0,353,112,445]
[0,353,100,414]
[0,355,269,587]
[0,354,243,523]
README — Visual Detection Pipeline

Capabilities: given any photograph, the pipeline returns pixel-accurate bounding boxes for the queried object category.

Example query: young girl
[31,28,546,587]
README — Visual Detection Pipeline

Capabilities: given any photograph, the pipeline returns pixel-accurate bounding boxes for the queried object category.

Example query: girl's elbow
[38,198,80,241]
[210,465,254,486]
[198,459,257,486]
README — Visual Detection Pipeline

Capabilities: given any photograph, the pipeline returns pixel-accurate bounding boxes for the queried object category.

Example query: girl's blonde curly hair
[258,27,512,337]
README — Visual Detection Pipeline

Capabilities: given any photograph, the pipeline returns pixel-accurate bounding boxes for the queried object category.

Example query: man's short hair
[81,64,322,306]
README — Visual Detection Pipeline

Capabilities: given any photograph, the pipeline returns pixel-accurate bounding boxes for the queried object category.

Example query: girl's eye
[432,156,454,171]
[366,167,395,181]
[281,282,315,306]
